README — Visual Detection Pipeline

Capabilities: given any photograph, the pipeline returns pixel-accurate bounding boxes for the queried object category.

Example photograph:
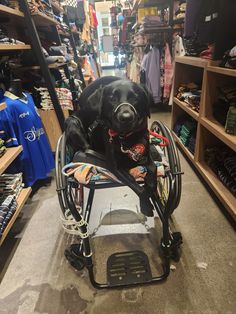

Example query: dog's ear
[139,84,153,118]
[87,85,104,113]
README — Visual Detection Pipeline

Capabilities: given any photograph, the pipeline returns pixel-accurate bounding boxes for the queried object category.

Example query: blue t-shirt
[0,92,54,186]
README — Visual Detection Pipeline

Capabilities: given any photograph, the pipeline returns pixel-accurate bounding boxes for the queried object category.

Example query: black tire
[65,245,85,271]
[55,134,67,215]
[150,121,182,214]
[56,133,84,216]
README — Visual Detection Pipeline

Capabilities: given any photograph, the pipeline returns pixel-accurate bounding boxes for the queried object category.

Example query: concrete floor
[0,93,236,313]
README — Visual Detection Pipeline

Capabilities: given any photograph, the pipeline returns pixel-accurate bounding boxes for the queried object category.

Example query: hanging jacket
[141,47,161,104]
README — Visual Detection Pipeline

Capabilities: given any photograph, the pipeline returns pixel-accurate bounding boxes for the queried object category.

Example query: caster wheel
[65,244,85,271]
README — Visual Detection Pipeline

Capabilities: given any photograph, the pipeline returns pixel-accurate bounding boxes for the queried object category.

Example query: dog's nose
[118,111,135,123]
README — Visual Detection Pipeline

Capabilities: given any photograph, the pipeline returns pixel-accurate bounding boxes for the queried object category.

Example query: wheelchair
[55,120,183,289]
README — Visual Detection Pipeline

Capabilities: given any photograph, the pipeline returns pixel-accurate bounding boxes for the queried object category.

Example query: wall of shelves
[172,56,236,220]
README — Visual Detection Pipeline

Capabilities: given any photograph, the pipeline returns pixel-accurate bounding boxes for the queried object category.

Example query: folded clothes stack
[57,22,70,35]
[0,139,6,158]
[0,195,17,236]
[225,106,236,135]
[174,118,197,153]
[213,86,236,134]
[34,87,73,110]
[141,15,166,28]
[55,88,73,110]
[205,147,236,197]
[0,0,10,6]
[0,26,26,45]
[220,45,236,69]
[8,0,20,10]
[176,82,201,112]
[0,173,24,199]
[28,0,54,17]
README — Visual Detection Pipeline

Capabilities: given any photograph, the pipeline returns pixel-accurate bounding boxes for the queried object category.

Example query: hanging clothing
[89,4,98,28]
[81,0,91,42]
[141,47,161,104]
[174,35,186,57]
[0,92,54,187]
[163,43,173,99]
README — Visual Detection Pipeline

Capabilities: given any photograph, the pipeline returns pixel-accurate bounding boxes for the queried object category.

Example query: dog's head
[88,79,152,135]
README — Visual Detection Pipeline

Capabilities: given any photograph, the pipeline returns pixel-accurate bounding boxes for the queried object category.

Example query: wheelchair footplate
[107,251,152,287]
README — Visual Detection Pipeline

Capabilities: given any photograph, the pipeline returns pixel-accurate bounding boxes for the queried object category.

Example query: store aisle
[0,112,235,314]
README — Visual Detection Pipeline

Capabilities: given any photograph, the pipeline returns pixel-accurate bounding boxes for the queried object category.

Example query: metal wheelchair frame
[56,121,183,289]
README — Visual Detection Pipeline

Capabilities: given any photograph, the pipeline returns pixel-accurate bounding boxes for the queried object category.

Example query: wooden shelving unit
[0,4,24,17]
[0,102,31,245]
[173,97,199,121]
[173,133,194,162]
[14,63,68,72]
[0,146,23,175]
[32,12,58,27]
[175,56,208,68]
[0,187,31,246]
[0,44,31,51]
[172,57,236,220]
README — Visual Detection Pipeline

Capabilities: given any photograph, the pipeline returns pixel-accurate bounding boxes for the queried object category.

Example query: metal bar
[19,0,65,131]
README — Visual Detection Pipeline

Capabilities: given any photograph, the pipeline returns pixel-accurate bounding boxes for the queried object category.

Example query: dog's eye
[109,94,118,102]
[128,92,138,103]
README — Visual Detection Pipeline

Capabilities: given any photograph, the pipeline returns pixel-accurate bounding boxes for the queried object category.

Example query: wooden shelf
[0,44,31,51]
[0,187,32,246]
[0,102,6,111]
[201,117,236,152]
[174,97,199,121]
[32,12,58,27]
[13,63,67,72]
[0,146,23,175]
[173,133,194,161]
[207,66,236,78]
[142,26,172,34]
[175,56,209,68]
[0,4,24,18]
[196,162,236,220]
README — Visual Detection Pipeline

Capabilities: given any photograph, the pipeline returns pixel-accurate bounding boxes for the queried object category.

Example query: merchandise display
[0,90,55,186]
[176,82,201,112]
[205,147,236,197]
[0,1,236,309]
[174,117,197,154]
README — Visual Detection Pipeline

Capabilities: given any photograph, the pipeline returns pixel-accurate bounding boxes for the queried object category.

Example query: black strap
[87,118,104,140]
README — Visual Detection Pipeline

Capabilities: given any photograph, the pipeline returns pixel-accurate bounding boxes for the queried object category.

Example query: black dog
[65,76,157,216]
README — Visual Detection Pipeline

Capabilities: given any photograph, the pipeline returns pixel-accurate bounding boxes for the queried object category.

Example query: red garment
[89,4,98,28]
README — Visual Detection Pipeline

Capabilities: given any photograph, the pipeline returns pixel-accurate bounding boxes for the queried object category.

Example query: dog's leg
[64,116,90,153]
[144,153,157,193]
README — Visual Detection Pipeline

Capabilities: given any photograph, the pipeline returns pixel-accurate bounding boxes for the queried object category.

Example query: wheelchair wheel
[55,133,84,216]
[150,121,182,214]
[55,134,68,215]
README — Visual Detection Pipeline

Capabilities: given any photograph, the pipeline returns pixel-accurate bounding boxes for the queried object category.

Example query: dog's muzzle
[114,102,137,123]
